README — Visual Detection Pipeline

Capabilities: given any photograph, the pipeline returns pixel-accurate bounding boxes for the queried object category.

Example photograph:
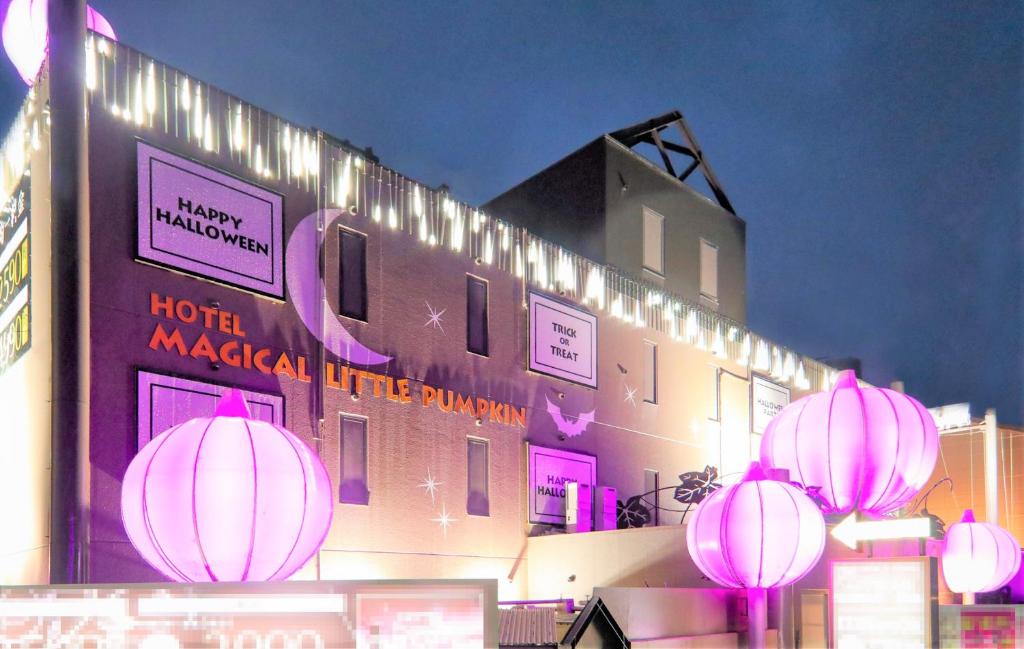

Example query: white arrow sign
[831,513,934,549]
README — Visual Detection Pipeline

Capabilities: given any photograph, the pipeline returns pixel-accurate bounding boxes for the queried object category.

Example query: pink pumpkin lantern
[942,510,1021,603]
[687,462,825,649]
[1,0,116,85]
[121,389,333,582]
[760,369,938,516]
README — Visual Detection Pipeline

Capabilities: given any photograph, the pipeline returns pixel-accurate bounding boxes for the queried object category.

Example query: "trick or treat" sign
[528,291,598,389]
[136,142,285,298]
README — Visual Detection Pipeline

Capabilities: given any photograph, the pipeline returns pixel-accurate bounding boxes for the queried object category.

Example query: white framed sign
[136,370,284,451]
[527,444,597,525]
[528,291,598,388]
[752,375,790,434]
[831,557,937,648]
[137,141,285,298]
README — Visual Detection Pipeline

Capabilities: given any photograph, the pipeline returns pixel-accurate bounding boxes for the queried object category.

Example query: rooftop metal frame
[609,110,735,214]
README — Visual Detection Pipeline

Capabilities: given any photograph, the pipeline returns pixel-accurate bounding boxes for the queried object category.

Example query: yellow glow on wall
[0,363,49,584]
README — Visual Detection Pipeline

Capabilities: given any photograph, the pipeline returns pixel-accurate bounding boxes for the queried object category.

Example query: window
[642,207,664,275]
[339,228,367,321]
[709,365,721,421]
[339,414,369,505]
[643,340,657,404]
[467,437,489,516]
[467,275,489,356]
[644,469,660,526]
[700,239,718,303]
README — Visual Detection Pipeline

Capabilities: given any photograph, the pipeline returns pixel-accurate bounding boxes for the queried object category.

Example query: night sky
[0,1,1019,422]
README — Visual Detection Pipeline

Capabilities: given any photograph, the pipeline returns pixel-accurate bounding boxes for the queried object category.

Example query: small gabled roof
[499,607,559,648]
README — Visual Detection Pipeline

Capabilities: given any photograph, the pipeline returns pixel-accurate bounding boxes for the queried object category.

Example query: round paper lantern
[2,0,117,85]
[121,389,333,582]
[686,462,826,590]
[760,369,938,516]
[942,510,1021,599]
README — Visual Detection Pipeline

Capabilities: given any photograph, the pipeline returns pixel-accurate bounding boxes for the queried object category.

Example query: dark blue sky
[1,1,1020,421]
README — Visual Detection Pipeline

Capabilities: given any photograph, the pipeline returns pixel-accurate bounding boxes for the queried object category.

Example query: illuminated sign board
[137,141,285,298]
[0,580,496,647]
[529,291,598,388]
[528,444,597,525]
[831,557,937,648]
[0,176,29,375]
[136,370,284,450]
[928,402,972,431]
[146,292,528,427]
[752,375,790,434]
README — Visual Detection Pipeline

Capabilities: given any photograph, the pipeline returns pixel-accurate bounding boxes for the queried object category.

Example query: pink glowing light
[121,389,333,582]
[686,462,826,590]
[1,0,116,85]
[760,369,938,516]
[942,510,1021,596]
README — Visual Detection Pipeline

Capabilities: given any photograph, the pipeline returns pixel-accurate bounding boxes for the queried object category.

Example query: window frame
[642,206,665,277]
[466,435,490,517]
[338,226,369,322]
[699,238,719,304]
[643,339,658,404]
[338,412,370,506]
[466,274,490,357]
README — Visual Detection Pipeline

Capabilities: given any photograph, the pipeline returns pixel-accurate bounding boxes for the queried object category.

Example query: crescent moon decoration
[2,0,117,86]
[285,209,392,367]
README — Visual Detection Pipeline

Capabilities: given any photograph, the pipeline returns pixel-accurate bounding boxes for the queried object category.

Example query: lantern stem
[747,587,768,649]
[963,592,975,606]
[214,388,252,419]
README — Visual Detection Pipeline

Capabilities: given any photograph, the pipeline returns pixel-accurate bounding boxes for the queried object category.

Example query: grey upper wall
[483,135,747,323]
[601,137,746,323]
[482,139,607,263]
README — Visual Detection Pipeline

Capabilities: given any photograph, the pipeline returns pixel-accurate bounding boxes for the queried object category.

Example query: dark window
[467,437,490,516]
[339,229,367,321]
[467,276,489,356]
[339,415,369,505]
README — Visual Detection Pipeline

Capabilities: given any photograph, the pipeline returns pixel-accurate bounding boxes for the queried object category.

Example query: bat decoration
[545,397,596,438]
[616,495,652,529]
[673,465,721,504]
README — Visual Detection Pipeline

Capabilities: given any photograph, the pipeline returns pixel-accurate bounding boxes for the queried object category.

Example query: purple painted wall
[82,57,815,589]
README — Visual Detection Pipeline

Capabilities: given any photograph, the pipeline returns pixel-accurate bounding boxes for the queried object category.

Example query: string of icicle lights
[83,33,837,393]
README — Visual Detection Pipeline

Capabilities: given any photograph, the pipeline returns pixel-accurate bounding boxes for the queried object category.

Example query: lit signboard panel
[752,375,789,434]
[0,175,29,375]
[528,444,597,525]
[529,291,598,388]
[0,580,497,648]
[137,141,285,298]
[136,370,284,450]
[831,557,938,649]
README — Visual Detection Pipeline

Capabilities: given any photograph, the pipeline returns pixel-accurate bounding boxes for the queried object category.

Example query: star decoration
[418,469,443,504]
[424,302,446,334]
[431,504,457,537]
[624,385,638,407]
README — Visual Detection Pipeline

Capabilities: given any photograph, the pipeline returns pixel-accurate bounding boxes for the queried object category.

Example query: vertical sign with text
[529,291,598,388]
[137,142,285,298]
[0,175,30,375]
[752,375,790,434]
